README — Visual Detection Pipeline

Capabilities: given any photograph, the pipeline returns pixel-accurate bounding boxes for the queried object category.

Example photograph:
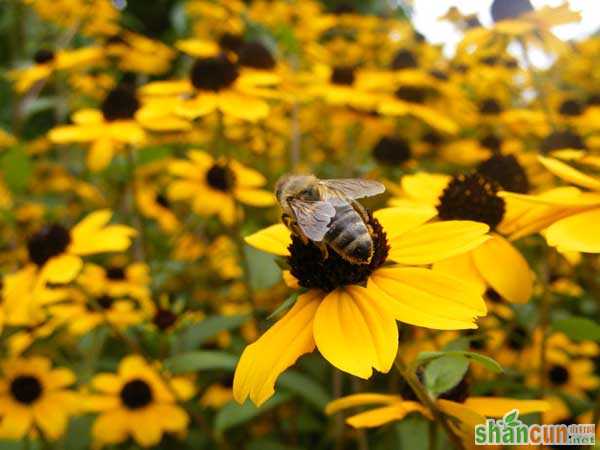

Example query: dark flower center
[541,130,586,153]
[587,94,600,106]
[153,308,178,330]
[120,379,153,409]
[479,98,503,115]
[423,131,443,146]
[105,34,127,46]
[101,87,140,121]
[34,49,55,64]
[395,86,427,104]
[27,224,71,266]
[95,295,115,310]
[372,137,412,166]
[559,99,583,116]
[332,4,356,14]
[506,325,528,351]
[477,153,530,193]
[238,42,276,70]
[11,375,43,404]
[155,193,171,208]
[429,70,449,81]
[390,49,418,70]
[548,364,569,386]
[106,266,126,280]
[287,213,388,292]
[219,33,244,54]
[503,58,518,69]
[479,134,502,153]
[330,66,355,86]
[491,0,533,22]
[437,173,506,230]
[205,164,236,192]
[481,56,499,66]
[190,56,239,92]
[485,288,503,303]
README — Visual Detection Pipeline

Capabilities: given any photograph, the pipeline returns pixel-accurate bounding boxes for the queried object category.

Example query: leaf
[443,336,471,351]
[163,351,238,374]
[267,292,299,320]
[552,317,600,342]
[1,146,31,193]
[244,244,282,290]
[278,369,331,410]
[424,355,469,396]
[174,315,248,352]
[215,393,291,434]
[416,351,503,373]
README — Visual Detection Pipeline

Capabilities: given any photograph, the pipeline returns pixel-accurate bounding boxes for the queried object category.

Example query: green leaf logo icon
[503,409,521,427]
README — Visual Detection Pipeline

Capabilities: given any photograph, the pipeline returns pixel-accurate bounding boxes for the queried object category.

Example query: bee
[275,174,385,264]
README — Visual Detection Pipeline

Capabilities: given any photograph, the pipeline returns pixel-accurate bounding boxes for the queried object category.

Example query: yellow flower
[48,86,146,172]
[10,47,103,93]
[168,150,275,224]
[137,54,276,129]
[326,392,548,445]
[233,207,490,406]
[394,170,535,304]
[135,183,181,233]
[86,355,194,447]
[501,155,600,253]
[0,357,78,440]
[104,31,175,75]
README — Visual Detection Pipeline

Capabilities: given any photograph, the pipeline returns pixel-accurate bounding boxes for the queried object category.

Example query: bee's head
[275,174,317,204]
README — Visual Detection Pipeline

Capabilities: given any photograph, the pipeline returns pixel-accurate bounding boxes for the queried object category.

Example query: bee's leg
[352,200,374,233]
[282,214,309,245]
[316,241,329,260]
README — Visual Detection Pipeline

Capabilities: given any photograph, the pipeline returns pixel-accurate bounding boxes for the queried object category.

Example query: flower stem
[394,355,465,450]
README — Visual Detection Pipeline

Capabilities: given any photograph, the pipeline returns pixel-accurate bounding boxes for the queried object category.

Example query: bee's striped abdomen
[325,204,373,264]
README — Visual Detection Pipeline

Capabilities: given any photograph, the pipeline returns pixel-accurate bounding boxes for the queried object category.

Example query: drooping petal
[437,399,485,442]
[545,208,600,253]
[244,224,291,256]
[33,398,68,439]
[92,409,130,445]
[0,406,33,439]
[346,404,416,428]
[313,286,398,379]
[538,156,600,191]
[432,253,486,295]
[388,221,489,265]
[464,397,550,418]
[233,291,321,406]
[39,254,83,285]
[472,234,533,303]
[130,409,163,446]
[368,267,486,330]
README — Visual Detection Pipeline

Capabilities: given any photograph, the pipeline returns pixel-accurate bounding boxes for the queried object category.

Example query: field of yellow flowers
[1,0,599,449]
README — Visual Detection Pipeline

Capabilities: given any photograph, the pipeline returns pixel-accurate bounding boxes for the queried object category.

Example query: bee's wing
[289,199,336,242]
[320,179,385,200]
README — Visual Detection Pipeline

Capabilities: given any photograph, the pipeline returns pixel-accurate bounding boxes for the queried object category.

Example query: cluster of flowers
[1,0,599,448]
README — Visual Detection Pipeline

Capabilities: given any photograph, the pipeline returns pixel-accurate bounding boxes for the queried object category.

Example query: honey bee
[275,174,385,264]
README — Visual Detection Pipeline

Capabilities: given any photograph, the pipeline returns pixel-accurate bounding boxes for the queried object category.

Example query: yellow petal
[140,80,192,96]
[92,410,130,444]
[432,253,486,295]
[373,206,437,241]
[389,221,489,265]
[437,399,485,440]
[313,286,398,379]
[218,92,269,122]
[464,397,550,418]
[33,398,68,439]
[368,267,486,330]
[72,109,104,125]
[229,160,267,187]
[48,124,103,143]
[472,234,533,303]
[538,156,600,191]
[233,291,321,406]
[325,393,401,415]
[545,208,600,253]
[87,138,115,172]
[175,95,217,119]
[175,38,219,57]
[244,224,291,256]
[39,254,83,284]
[0,406,33,439]
[346,404,414,428]
[400,172,451,205]
[130,409,163,446]
[234,188,276,206]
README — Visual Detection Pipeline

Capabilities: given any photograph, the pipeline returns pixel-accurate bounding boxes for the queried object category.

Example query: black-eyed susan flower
[234,207,490,406]
[0,356,78,440]
[10,46,103,93]
[86,355,194,447]
[168,149,275,224]
[48,85,146,171]
[135,183,181,234]
[104,30,175,75]
[394,170,535,304]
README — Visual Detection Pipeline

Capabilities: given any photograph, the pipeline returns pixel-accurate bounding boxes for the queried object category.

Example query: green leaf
[1,146,31,193]
[424,355,469,396]
[63,415,94,450]
[267,292,299,320]
[552,317,600,342]
[278,369,331,410]
[174,314,248,352]
[215,393,291,434]
[244,244,282,290]
[163,351,238,374]
[443,336,471,351]
[416,351,503,373]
